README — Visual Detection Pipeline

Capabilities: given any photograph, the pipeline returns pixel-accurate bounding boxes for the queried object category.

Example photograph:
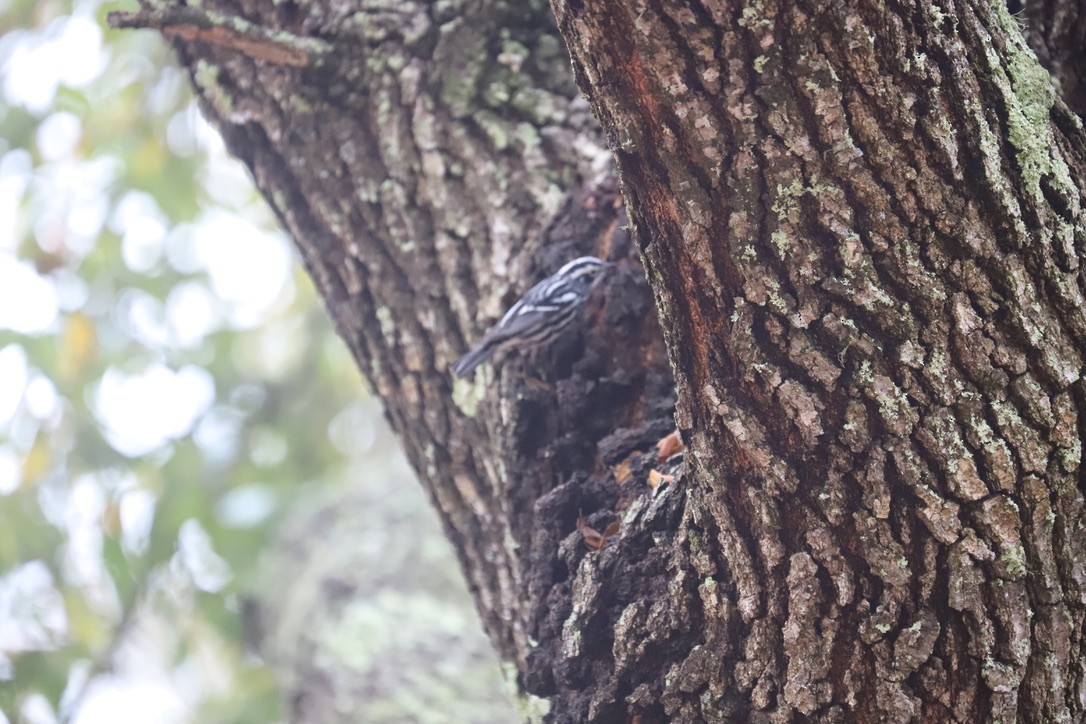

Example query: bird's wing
[484,277,577,342]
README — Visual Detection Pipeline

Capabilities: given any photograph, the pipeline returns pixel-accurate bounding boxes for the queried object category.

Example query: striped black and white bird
[452,256,607,378]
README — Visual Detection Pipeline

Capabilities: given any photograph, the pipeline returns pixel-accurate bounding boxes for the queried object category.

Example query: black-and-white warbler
[452,256,607,378]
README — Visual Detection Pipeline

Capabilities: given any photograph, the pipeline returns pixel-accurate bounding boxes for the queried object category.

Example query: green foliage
[0,1,511,721]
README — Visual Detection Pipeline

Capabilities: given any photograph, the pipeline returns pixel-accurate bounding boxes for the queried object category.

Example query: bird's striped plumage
[452,256,606,378]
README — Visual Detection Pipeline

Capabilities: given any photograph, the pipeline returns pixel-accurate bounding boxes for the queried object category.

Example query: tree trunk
[550,0,1086,720]
[110,0,1086,721]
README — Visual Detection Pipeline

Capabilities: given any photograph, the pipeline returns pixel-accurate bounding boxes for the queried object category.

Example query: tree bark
[110,0,1086,721]
[550,0,1086,721]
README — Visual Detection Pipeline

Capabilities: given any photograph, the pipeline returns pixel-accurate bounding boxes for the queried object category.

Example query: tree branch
[107,7,330,68]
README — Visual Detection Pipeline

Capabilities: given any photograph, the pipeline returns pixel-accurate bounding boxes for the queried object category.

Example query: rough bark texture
[113,0,1086,721]
[552,0,1086,721]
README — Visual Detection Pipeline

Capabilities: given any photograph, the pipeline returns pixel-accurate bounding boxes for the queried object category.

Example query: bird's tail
[451,339,499,378]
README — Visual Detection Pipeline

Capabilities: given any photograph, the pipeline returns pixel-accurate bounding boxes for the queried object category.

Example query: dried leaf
[577,514,620,550]
[613,457,633,485]
[656,429,685,462]
[577,513,605,550]
[647,469,675,491]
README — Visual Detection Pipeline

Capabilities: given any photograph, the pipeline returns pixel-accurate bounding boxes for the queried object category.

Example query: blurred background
[0,1,514,721]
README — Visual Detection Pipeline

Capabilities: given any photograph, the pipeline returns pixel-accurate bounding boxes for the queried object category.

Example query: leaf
[576,514,605,550]
[59,313,97,381]
[101,533,138,604]
[63,589,111,653]
[12,651,69,710]
[647,469,675,492]
[612,457,633,485]
[20,439,52,486]
[656,429,685,462]
[576,514,620,551]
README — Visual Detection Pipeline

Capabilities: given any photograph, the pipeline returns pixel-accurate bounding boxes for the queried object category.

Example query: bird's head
[558,256,608,291]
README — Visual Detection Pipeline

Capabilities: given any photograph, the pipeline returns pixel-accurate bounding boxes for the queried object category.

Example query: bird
[452,256,607,378]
